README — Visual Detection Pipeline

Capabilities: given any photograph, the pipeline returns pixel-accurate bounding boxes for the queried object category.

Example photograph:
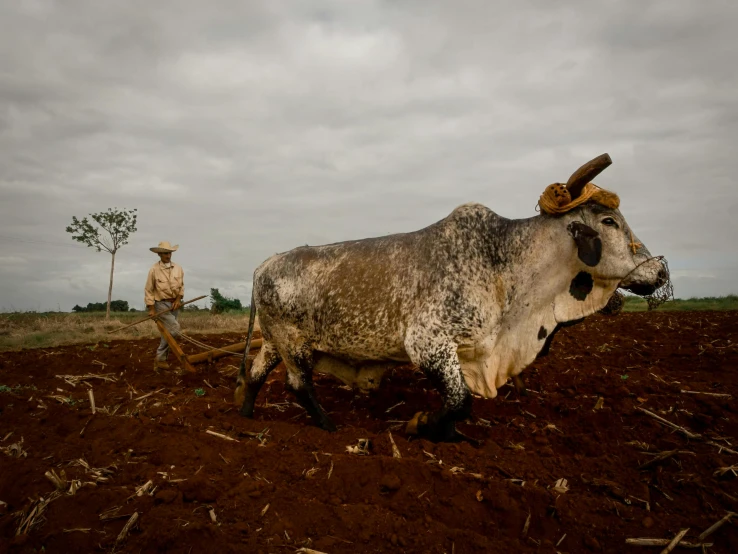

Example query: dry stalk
[706,441,738,455]
[638,450,695,470]
[552,478,569,494]
[521,512,531,537]
[295,549,329,554]
[327,460,334,480]
[636,407,702,440]
[205,430,239,442]
[67,479,84,495]
[650,372,669,384]
[544,423,564,434]
[79,417,94,437]
[386,401,405,413]
[680,390,731,398]
[44,469,68,491]
[116,512,139,544]
[698,512,736,541]
[133,388,164,402]
[387,431,401,459]
[713,465,738,478]
[88,389,96,414]
[56,373,118,387]
[260,503,270,517]
[209,508,217,523]
[626,440,652,451]
[129,480,154,500]
[47,394,77,406]
[99,506,136,522]
[15,491,62,536]
[72,458,115,482]
[625,538,711,548]
[660,528,690,554]
[1,437,28,458]
[100,506,121,520]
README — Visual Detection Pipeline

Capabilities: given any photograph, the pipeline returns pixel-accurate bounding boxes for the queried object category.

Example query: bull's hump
[450,202,492,215]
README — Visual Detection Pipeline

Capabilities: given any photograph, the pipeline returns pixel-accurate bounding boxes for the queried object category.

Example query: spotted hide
[235,155,667,442]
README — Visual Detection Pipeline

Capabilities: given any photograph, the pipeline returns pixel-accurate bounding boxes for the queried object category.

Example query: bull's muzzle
[620,256,668,297]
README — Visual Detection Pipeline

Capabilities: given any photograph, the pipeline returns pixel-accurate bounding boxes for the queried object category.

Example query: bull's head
[555,154,668,296]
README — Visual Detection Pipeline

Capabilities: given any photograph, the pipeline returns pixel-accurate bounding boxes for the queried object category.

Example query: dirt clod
[584,535,602,551]
[154,489,179,505]
[380,473,402,492]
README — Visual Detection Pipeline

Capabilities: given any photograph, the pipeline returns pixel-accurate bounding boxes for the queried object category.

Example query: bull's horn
[566,153,613,198]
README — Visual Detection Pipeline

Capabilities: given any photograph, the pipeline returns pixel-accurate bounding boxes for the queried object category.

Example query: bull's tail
[238,287,257,380]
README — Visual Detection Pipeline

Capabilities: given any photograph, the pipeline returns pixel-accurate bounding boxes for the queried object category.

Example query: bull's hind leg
[235,341,282,418]
[283,344,336,432]
[405,338,477,444]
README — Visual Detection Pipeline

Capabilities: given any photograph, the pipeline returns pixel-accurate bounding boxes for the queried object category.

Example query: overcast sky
[1,0,736,312]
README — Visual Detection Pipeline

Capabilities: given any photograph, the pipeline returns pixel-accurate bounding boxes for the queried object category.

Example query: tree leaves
[65,208,137,254]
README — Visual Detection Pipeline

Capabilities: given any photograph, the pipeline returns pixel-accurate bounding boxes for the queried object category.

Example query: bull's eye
[602,217,618,228]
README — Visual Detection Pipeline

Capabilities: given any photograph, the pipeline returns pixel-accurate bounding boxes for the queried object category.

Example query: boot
[154,359,170,370]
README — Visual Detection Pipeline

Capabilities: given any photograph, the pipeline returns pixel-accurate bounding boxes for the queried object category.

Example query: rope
[177,332,252,356]
[618,255,674,310]
[537,182,620,215]
[177,333,214,350]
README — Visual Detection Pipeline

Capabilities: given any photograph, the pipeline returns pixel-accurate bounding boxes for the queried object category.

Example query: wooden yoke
[155,320,197,373]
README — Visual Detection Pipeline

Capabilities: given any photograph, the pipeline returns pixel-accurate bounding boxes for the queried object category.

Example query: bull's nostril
[655,268,668,287]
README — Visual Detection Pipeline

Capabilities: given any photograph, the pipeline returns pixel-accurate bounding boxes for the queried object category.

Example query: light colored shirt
[144,261,185,306]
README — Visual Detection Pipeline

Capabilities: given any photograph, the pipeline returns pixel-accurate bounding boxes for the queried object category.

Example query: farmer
[144,241,185,370]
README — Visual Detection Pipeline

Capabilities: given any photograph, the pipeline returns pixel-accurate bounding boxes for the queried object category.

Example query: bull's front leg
[512,374,528,396]
[404,337,477,444]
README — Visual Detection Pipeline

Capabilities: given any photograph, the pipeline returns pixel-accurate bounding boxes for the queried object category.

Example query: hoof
[406,412,481,446]
[320,419,338,433]
[449,429,482,447]
[405,411,429,436]
[512,375,527,396]
[233,385,246,409]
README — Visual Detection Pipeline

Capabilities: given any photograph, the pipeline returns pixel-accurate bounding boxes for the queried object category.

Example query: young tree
[209,288,243,314]
[66,208,138,319]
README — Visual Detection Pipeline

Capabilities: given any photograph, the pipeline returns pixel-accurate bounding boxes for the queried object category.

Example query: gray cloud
[1,0,736,312]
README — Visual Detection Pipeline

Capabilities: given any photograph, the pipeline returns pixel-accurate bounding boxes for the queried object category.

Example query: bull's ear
[567,221,602,267]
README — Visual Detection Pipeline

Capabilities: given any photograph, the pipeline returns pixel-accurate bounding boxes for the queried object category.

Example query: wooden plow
[108,295,260,374]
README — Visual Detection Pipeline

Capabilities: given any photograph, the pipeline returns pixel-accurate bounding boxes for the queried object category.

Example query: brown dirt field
[1,311,737,553]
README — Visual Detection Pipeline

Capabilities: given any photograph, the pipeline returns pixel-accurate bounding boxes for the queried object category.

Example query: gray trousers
[154,300,181,361]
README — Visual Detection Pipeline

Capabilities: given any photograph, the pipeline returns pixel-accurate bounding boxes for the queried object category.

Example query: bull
[234,154,667,442]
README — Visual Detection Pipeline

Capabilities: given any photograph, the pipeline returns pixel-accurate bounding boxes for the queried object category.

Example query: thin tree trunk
[106,251,116,319]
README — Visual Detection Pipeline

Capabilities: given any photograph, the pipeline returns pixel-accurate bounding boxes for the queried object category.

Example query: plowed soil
[1,311,737,553]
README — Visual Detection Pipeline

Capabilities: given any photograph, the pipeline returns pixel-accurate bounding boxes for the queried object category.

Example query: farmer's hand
[172,298,181,311]
[148,305,156,317]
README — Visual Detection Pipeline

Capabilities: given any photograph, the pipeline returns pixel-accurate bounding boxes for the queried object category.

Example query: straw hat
[150,241,179,253]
